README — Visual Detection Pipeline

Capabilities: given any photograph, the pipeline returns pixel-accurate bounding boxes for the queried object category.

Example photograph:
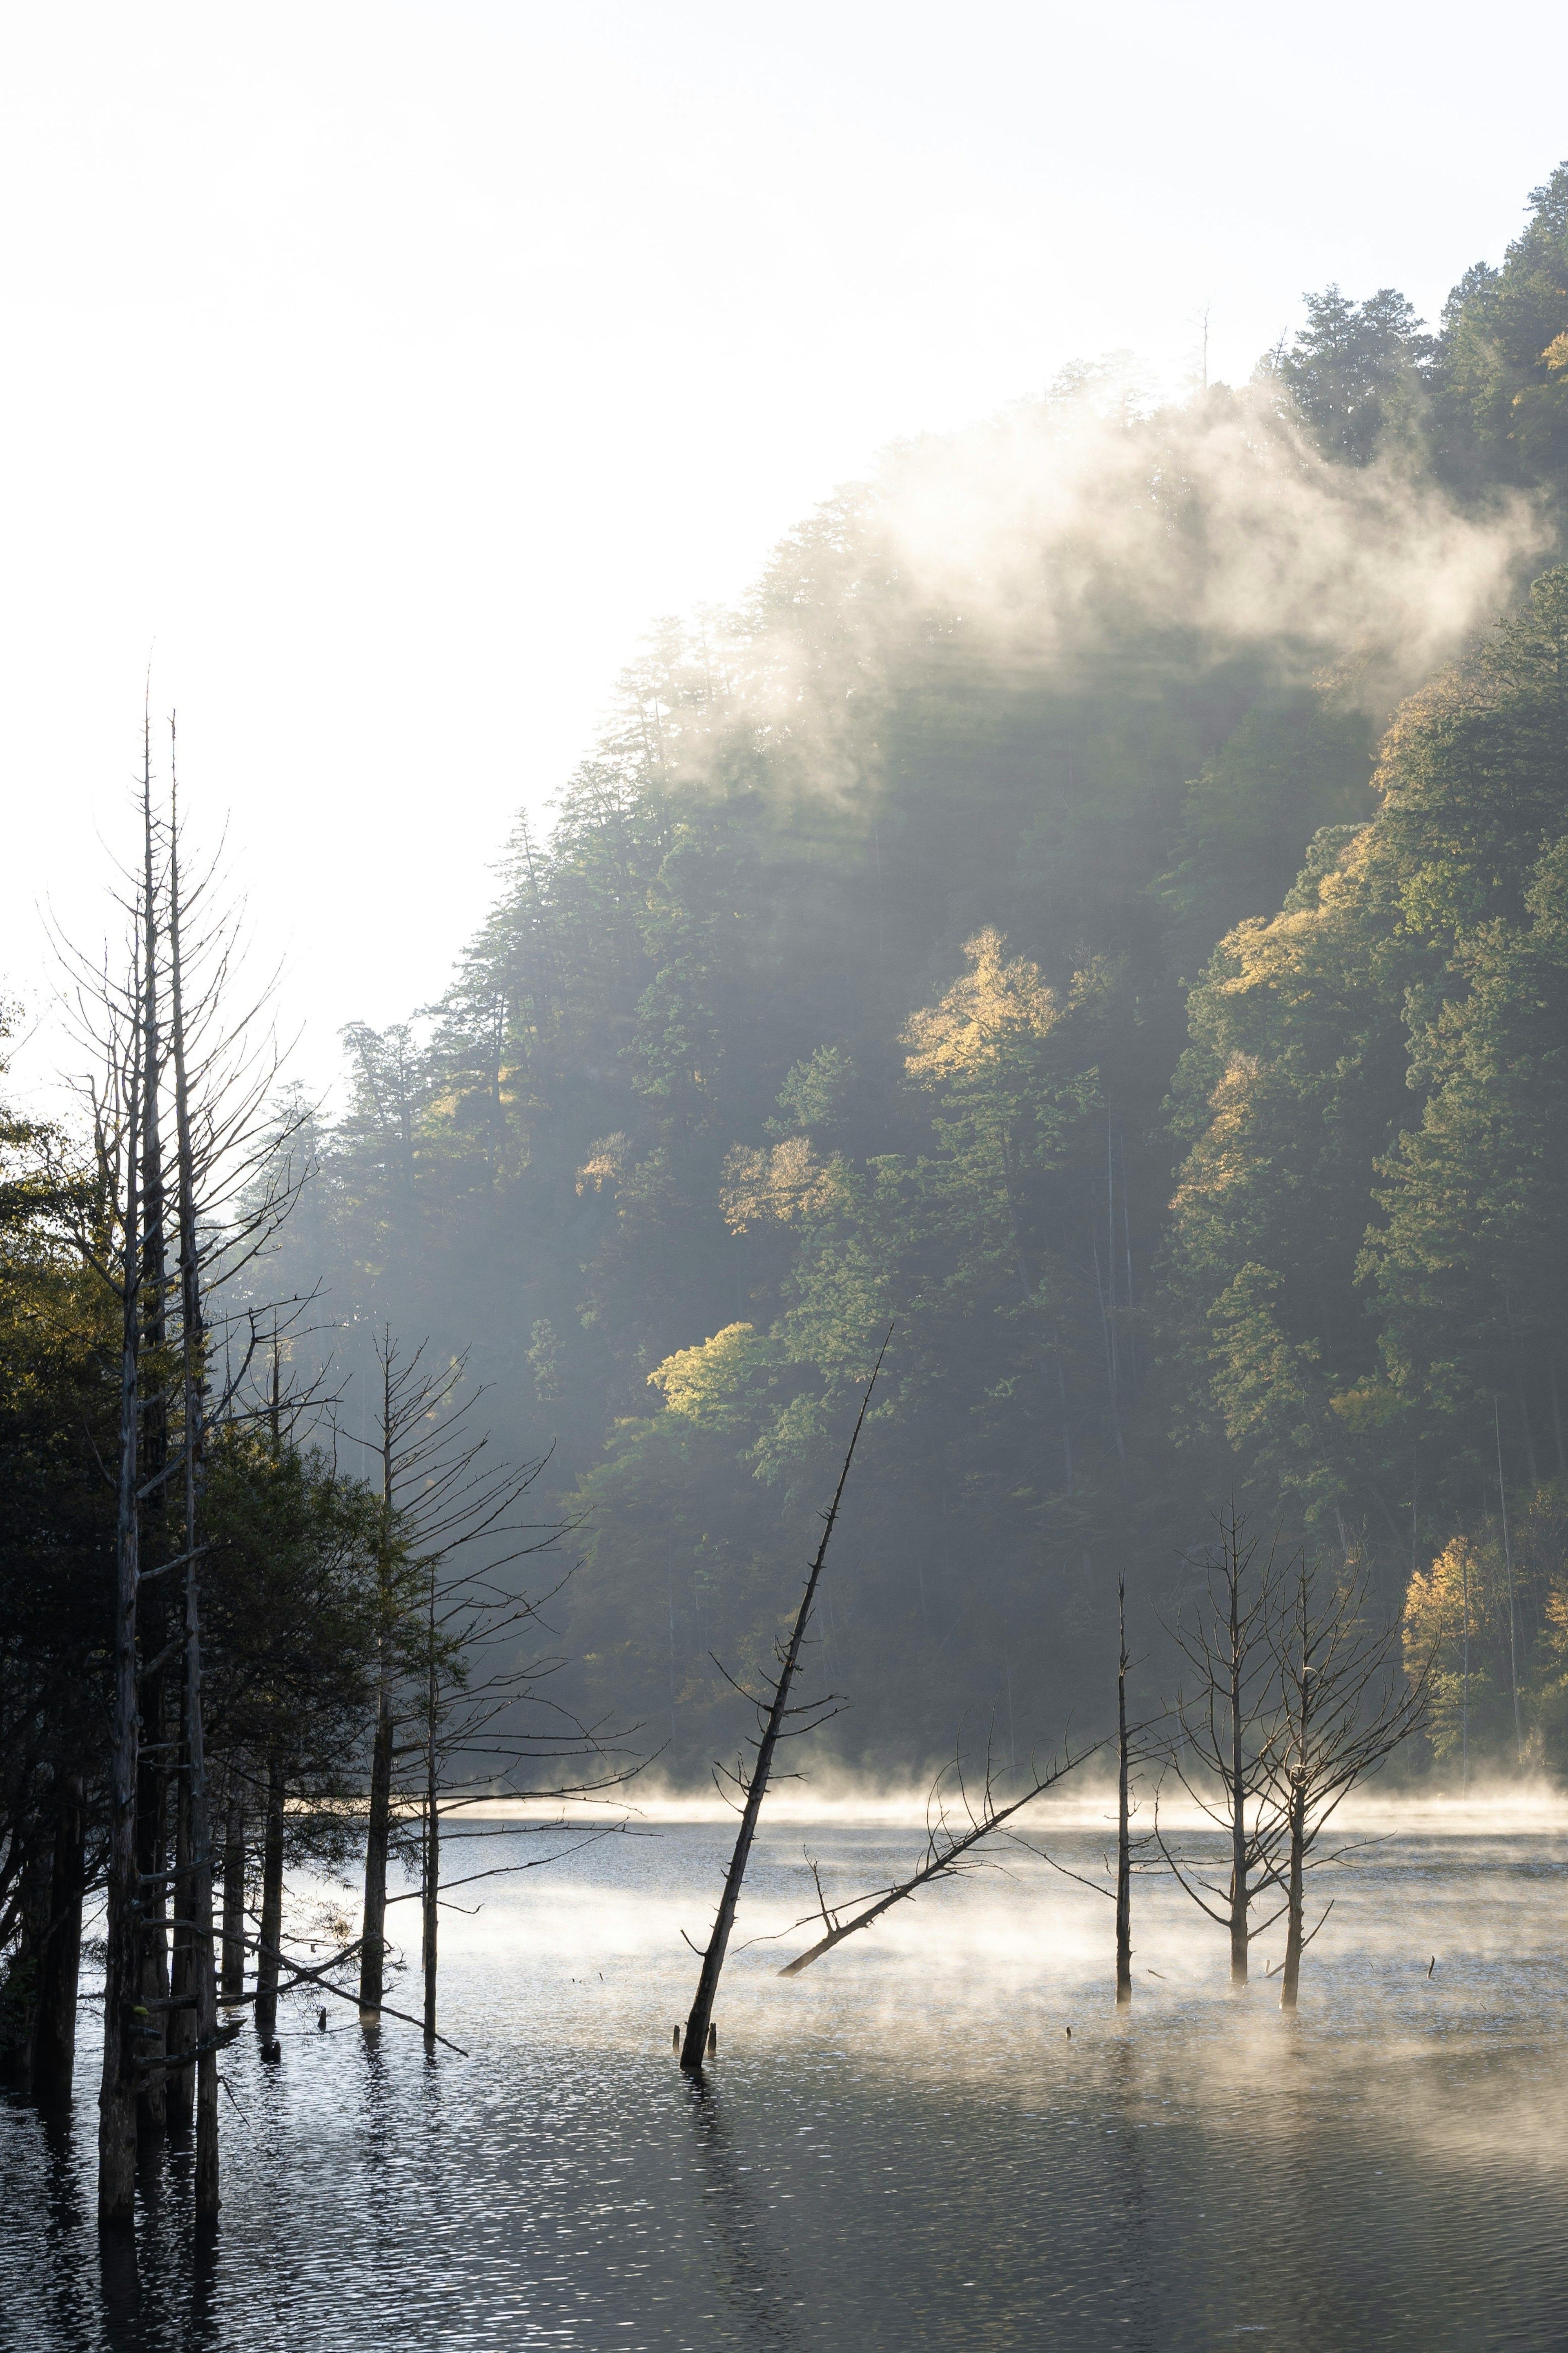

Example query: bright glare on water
[4,1796,1568,2351]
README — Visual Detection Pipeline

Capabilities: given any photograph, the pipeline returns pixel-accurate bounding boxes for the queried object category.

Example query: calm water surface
[3,1805,1567,2352]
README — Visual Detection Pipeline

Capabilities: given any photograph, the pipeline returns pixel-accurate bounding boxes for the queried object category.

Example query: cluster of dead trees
[671,1404,1427,2059]
[1152,1513,1428,2004]
[0,735,624,2233]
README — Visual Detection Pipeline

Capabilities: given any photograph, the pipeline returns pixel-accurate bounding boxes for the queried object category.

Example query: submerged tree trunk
[360,1691,393,2019]
[421,1795,439,2043]
[1279,1775,1306,2011]
[0,1832,48,2093]
[220,1791,245,2004]
[681,1348,884,2069]
[779,1736,1103,1976]
[100,1425,140,2210]
[361,1341,399,2025]
[167,768,221,2214]
[133,1668,171,2132]
[34,1775,85,2105]
[1116,1576,1132,2008]
[254,1763,285,2041]
[167,1762,196,2128]
[423,1602,439,2041]
[135,778,172,2137]
[1228,1568,1249,1989]
[98,997,143,2223]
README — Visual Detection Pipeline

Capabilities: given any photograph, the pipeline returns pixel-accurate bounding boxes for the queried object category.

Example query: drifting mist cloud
[648,374,1551,821]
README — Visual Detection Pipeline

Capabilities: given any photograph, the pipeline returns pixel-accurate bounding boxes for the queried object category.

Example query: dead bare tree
[997,1579,1163,1998]
[1116,1572,1133,2005]
[163,743,223,2206]
[773,1726,1105,1976]
[400,1463,634,2047]
[96,917,143,2226]
[678,1337,887,2069]
[1263,1554,1429,2009]
[1156,1510,1287,1988]
[347,1330,632,2041]
[48,716,309,2222]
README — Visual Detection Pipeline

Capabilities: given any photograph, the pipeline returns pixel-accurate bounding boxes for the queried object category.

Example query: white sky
[4,0,1567,1104]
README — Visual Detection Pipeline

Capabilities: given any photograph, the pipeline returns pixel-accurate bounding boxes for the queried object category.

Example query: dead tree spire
[678,1332,889,2070]
[167,725,223,2212]
[97,924,143,2224]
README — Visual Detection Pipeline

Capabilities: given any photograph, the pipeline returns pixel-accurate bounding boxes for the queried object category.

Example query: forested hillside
[267,166,1568,1779]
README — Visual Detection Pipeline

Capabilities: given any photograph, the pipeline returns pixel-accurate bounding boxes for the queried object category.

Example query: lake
[4,1791,1567,2352]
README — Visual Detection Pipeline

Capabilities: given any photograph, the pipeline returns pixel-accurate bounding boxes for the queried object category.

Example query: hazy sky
[4,0,1568,1100]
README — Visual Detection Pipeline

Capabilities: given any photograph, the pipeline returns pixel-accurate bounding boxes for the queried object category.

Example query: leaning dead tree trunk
[776,1729,1105,1976]
[679,1337,887,2070]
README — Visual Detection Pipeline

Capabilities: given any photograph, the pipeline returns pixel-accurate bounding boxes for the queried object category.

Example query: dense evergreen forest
[246,162,1568,1782]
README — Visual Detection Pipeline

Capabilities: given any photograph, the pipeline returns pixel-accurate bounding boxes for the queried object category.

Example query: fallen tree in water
[775,1730,1109,1976]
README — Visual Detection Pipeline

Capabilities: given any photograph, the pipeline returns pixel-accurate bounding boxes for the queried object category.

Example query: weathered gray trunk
[99,1250,141,2221]
[359,1690,394,2018]
[98,956,145,2222]
[0,1831,48,2092]
[1279,1779,1305,2011]
[220,1793,245,2004]
[361,1361,398,2025]
[134,791,172,2137]
[133,1673,170,2132]
[33,1775,85,2105]
[680,1356,881,2070]
[1116,1577,1132,2007]
[185,1653,221,2213]
[422,1622,439,2041]
[422,1794,439,2042]
[254,1764,285,2040]
[1229,1577,1249,1988]
[167,782,221,2214]
[166,1763,196,2128]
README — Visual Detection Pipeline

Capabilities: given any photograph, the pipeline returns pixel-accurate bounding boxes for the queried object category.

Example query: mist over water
[6,1800,1568,2352]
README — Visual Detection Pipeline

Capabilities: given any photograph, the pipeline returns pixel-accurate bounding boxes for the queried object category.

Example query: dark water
[4,1804,1568,2352]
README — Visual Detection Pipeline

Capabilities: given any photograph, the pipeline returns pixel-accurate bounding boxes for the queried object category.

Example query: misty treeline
[0,760,617,2215]
[234,164,1568,1784]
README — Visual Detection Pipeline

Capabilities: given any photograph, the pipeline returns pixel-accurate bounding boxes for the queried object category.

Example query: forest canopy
[216,164,1568,1779]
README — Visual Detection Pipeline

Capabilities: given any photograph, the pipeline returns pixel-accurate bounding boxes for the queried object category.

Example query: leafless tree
[1156,1511,1287,1988]
[347,1329,632,2041]
[1263,1554,1428,2009]
[772,1725,1105,1977]
[677,1337,887,2069]
[47,717,308,2221]
[1116,1572,1134,2004]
